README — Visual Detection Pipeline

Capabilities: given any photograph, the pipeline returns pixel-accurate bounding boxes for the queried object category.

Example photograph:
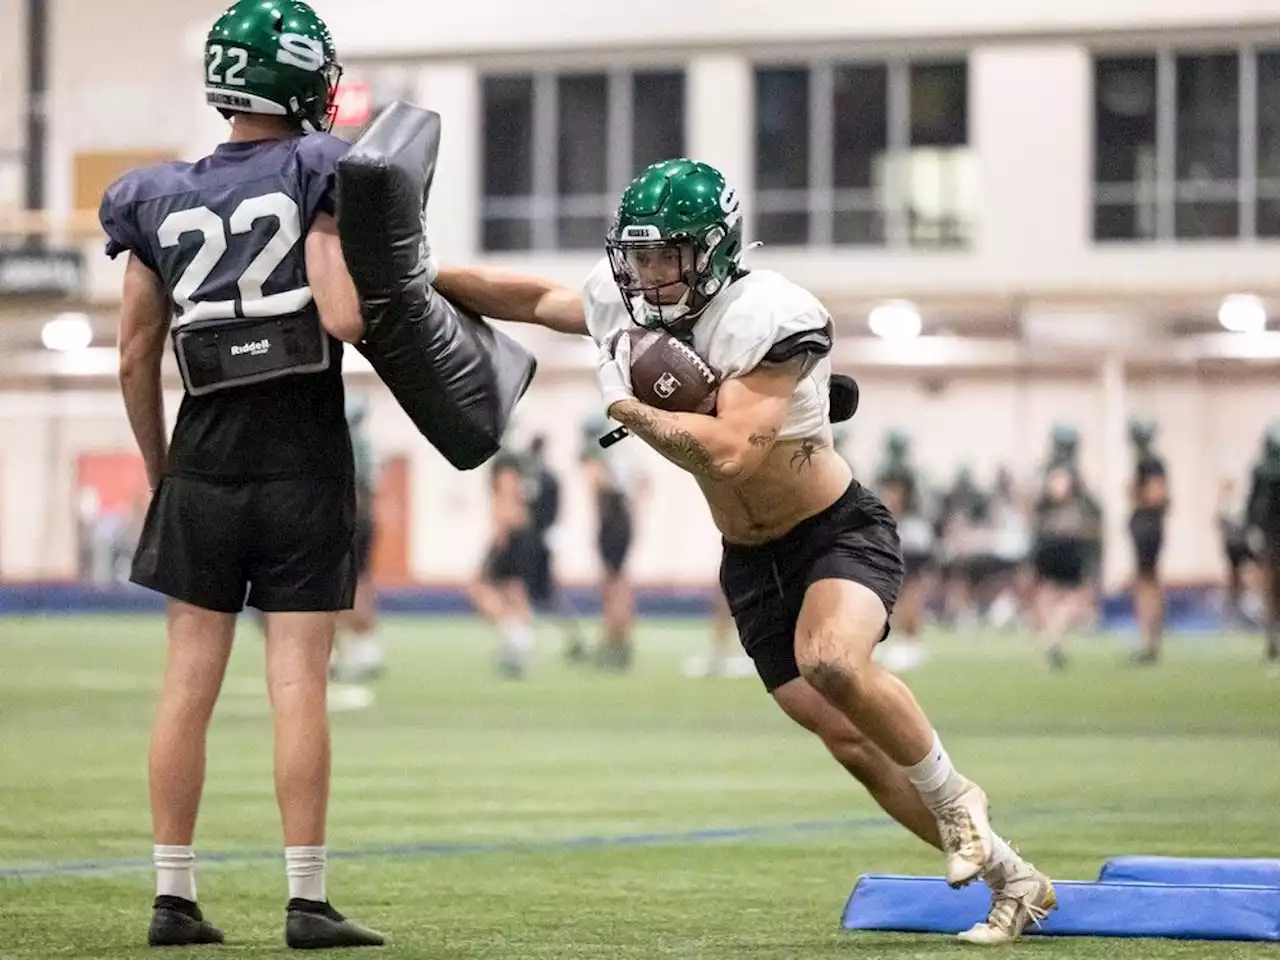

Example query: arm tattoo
[790,437,825,472]
[614,404,721,477]
[748,429,777,449]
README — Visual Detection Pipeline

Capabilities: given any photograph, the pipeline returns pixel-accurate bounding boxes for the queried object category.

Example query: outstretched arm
[607,359,805,482]
[434,266,588,336]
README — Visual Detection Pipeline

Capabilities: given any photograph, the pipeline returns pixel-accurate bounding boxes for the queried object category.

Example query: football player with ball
[435,159,1055,944]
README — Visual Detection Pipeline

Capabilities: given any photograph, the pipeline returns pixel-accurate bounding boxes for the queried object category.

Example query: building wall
[0,0,1270,303]
[0,366,1268,587]
[318,0,1280,57]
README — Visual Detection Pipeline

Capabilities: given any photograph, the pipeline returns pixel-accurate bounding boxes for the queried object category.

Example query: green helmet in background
[1128,416,1156,449]
[885,428,910,459]
[205,0,343,133]
[1264,421,1280,463]
[605,158,744,331]
[1048,423,1080,469]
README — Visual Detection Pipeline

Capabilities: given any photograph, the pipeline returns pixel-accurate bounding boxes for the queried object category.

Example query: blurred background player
[985,468,1034,631]
[874,429,933,671]
[98,0,382,947]
[330,396,385,686]
[1245,423,1280,669]
[684,585,756,678]
[1217,476,1260,628]
[1032,464,1103,670]
[1128,417,1169,664]
[938,466,989,628]
[580,413,646,672]
[521,434,587,661]
[471,441,536,678]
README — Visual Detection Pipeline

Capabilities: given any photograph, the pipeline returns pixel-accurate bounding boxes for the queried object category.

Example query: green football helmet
[1265,421,1280,462]
[885,428,910,458]
[605,158,744,331]
[205,0,342,133]
[1128,416,1156,448]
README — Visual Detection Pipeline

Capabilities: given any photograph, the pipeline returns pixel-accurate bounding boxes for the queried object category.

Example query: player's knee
[795,632,868,706]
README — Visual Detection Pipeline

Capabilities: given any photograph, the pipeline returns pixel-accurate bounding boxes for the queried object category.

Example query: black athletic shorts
[131,474,357,614]
[1033,537,1090,588]
[482,528,539,586]
[523,536,554,606]
[598,491,633,576]
[1226,540,1254,570]
[719,482,904,692]
[1129,509,1165,579]
[903,551,934,581]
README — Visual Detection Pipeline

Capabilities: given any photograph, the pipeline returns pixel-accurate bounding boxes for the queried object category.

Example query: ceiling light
[41,313,93,352]
[1218,294,1267,334]
[868,300,923,340]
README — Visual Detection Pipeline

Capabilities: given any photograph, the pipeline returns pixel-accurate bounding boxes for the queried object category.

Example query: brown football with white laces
[620,327,720,414]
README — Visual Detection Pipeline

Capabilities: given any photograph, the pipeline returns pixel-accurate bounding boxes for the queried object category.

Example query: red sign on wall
[334,83,373,129]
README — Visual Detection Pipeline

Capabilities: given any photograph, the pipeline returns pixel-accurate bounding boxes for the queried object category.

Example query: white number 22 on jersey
[157,192,312,324]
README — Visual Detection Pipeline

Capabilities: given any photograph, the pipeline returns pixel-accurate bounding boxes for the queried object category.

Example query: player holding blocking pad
[101,0,383,948]
[435,158,1056,945]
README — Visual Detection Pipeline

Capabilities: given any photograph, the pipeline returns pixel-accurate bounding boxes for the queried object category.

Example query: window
[480,69,686,252]
[1093,46,1280,242]
[753,57,972,249]
[1093,57,1158,241]
[1257,51,1280,236]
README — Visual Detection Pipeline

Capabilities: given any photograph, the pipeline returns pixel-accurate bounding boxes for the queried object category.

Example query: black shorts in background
[482,528,539,587]
[719,482,904,692]
[1033,537,1090,588]
[1129,509,1165,579]
[131,475,357,614]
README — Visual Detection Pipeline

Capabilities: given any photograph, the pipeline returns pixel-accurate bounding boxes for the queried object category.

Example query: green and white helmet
[605,158,744,331]
[205,0,343,133]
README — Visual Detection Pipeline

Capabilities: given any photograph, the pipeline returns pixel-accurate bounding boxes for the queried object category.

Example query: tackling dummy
[337,103,536,470]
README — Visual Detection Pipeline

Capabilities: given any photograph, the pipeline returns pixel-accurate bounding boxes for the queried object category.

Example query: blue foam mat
[1100,856,1280,888]
[841,874,1280,941]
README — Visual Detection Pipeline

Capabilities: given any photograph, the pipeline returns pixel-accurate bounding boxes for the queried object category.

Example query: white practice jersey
[582,258,833,442]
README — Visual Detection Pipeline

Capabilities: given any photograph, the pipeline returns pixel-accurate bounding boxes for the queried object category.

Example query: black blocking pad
[337,102,536,470]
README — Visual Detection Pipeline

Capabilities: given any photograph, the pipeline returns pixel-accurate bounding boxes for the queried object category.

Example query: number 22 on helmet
[204,0,344,134]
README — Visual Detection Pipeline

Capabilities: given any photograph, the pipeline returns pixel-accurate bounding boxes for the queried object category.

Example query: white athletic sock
[502,621,534,654]
[285,846,327,903]
[354,634,383,666]
[154,844,196,902]
[902,732,968,810]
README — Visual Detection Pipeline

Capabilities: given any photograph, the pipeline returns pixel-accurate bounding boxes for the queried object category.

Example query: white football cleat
[935,780,994,887]
[958,862,1057,945]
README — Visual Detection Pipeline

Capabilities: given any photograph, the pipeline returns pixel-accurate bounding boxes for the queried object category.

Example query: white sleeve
[716,300,834,380]
[581,257,616,346]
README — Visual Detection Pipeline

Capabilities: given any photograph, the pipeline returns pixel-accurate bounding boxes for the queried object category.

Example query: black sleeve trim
[762,320,833,365]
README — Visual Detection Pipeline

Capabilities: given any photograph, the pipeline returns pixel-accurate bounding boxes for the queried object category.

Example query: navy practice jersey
[100,134,352,482]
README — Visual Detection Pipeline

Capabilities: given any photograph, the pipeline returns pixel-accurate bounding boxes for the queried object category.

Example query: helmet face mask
[205,0,343,133]
[606,159,743,333]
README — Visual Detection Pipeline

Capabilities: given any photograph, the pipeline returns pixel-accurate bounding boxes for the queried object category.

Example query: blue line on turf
[0,816,892,881]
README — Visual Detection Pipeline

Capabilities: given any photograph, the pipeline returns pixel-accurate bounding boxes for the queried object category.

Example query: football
[622,328,720,414]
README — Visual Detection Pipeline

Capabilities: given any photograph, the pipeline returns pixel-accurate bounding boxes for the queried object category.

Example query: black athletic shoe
[148,896,224,947]
[285,899,385,949]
